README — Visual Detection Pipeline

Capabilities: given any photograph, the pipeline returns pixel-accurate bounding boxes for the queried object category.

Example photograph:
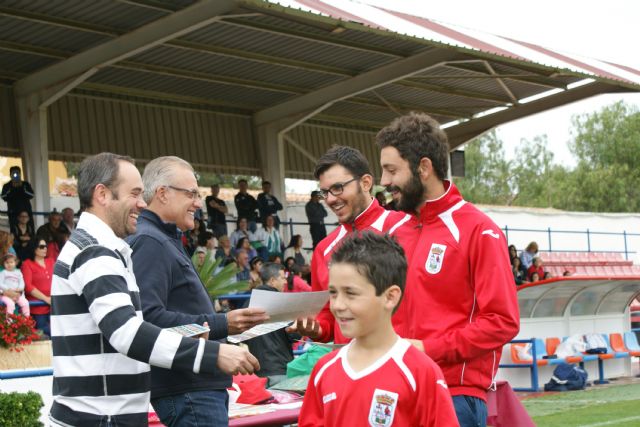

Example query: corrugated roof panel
[87,68,295,109]
[130,45,345,90]
[2,0,172,32]
[182,20,395,72]
[286,123,379,180]
[0,16,110,53]
[0,86,19,155]
[48,94,259,173]
[0,50,56,74]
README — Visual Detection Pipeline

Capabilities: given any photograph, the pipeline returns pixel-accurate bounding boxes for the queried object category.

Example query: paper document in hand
[227,290,329,343]
[246,289,329,322]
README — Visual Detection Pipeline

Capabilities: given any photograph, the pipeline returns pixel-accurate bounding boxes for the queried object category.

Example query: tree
[567,101,640,212]
[455,130,514,205]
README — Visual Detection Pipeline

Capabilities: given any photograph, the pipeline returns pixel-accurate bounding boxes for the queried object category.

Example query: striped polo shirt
[49,212,218,427]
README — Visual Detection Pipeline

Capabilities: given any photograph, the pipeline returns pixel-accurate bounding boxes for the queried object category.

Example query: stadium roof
[1,0,639,182]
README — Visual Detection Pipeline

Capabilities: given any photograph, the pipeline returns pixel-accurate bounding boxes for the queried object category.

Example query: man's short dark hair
[238,179,248,184]
[262,181,271,186]
[375,112,449,181]
[260,262,283,283]
[9,166,20,174]
[314,145,372,180]
[77,152,134,210]
[331,231,406,300]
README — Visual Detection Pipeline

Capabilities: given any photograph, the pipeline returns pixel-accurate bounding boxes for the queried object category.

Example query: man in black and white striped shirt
[49,153,259,427]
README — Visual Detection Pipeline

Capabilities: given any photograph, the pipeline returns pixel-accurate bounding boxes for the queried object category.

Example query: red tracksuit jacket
[404,181,519,401]
[311,199,419,343]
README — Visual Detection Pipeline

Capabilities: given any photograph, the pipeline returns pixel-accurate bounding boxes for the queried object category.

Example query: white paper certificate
[227,290,329,343]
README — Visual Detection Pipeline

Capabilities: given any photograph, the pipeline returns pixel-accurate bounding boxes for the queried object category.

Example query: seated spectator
[0,231,17,270]
[230,217,255,249]
[530,272,540,283]
[520,241,539,270]
[22,238,54,336]
[543,271,552,280]
[269,254,283,265]
[511,256,526,286]
[527,256,545,282]
[243,262,296,387]
[36,209,68,244]
[193,247,208,270]
[508,244,518,261]
[284,263,311,293]
[61,207,76,231]
[11,210,35,261]
[0,253,29,317]
[215,235,235,266]
[235,249,251,282]
[254,215,283,260]
[283,234,310,274]
[46,228,70,262]
[563,270,572,277]
[236,237,257,260]
[249,256,263,289]
[196,231,217,261]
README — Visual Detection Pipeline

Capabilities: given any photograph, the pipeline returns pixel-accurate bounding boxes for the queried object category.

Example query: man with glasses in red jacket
[294,145,418,344]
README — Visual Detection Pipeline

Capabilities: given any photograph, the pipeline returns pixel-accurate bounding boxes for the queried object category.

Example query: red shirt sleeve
[311,245,334,343]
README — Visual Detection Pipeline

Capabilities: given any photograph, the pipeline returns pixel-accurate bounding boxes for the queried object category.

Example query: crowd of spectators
[508,241,554,285]
[1,204,76,339]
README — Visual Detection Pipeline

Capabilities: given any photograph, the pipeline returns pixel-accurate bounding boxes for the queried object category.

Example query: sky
[287,0,640,193]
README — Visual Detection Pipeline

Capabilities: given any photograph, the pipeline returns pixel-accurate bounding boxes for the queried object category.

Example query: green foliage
[455,130,514,205]
[191,251,250,298]
[197,172,262,189]
[457,101,640,212]
[0,391,44,427]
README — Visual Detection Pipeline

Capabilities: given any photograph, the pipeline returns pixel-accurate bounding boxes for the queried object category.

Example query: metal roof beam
[446,81,624,149]
[254,49,463,126]
[13,0,238,97]
[444,62,567,90]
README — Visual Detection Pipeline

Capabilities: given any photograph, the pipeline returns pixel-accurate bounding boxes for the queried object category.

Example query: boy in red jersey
[299,232,458,427]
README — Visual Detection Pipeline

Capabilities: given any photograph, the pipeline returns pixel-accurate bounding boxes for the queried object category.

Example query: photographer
[1,166,34,231]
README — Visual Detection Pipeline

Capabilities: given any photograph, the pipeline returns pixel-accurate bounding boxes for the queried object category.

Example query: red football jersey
[299,338,459,427]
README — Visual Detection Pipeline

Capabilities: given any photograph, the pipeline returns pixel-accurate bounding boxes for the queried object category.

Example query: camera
[11,171,20,181]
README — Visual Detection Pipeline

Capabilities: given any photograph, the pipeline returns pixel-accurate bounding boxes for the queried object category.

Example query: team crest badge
[368,389,398,427]
[425,243,447,274]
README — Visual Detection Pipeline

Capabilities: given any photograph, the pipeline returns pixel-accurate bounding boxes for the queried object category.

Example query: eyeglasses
[37,244,47,250]
[319,177,359,199]
[166,185,201,200]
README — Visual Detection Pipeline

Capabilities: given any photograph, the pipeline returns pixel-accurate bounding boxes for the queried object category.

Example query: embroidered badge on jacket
[368,389,398,427]
[425,243,447,274]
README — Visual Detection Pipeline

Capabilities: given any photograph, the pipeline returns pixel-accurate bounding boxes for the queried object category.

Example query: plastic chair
[624,332,640,352]
[610,333,640,357]
[602,334,628,358]
[546,337,583,363]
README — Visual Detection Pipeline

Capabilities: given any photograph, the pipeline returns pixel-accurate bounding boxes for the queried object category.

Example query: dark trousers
[310,223,327,250]
[152,390,229,427]
[452,395,487,427]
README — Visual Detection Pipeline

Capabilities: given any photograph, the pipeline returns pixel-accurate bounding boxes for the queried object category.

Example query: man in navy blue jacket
[128,156,269,427]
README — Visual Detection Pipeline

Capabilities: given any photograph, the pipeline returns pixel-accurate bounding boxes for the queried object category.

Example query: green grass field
[522,383,640,426]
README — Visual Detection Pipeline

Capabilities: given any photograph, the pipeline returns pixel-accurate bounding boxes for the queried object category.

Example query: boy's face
[328,262,396,340]
[3,257,16,271]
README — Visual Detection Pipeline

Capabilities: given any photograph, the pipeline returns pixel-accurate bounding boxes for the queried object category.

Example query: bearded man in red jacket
[376,112,520,427]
